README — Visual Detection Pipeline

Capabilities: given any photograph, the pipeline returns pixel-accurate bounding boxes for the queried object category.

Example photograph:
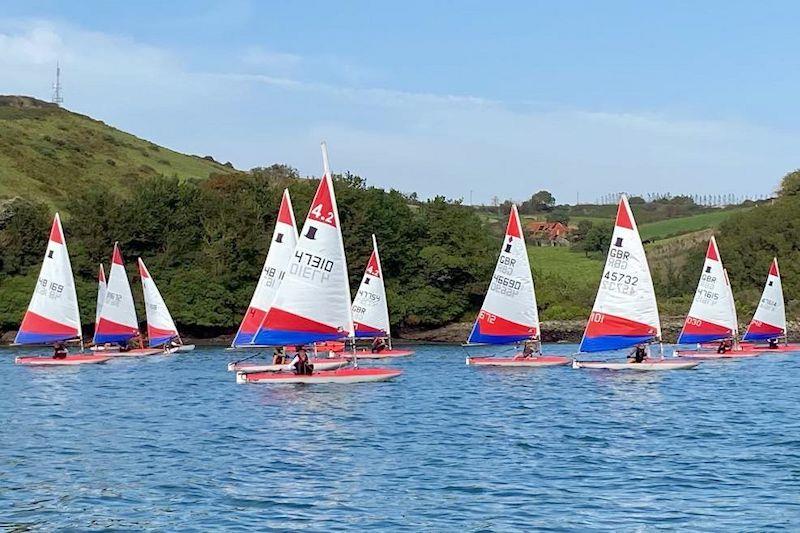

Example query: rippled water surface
[2,344,800,531]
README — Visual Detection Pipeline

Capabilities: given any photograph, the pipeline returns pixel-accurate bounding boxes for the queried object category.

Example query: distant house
[526,221,570,246]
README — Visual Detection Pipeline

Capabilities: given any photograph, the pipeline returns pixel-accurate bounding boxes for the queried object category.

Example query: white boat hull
[166,344,196,354]
[572,359,699,371]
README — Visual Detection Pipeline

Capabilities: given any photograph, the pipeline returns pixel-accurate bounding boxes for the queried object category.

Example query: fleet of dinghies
[8,148,797,379]
[13,216,193,365]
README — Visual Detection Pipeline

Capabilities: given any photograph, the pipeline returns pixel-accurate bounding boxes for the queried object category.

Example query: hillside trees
[0,170,495,334]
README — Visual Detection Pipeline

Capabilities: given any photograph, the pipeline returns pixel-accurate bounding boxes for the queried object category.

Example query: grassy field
[638,209,748,241]
[0,96,235,209]
[527,245,603,320]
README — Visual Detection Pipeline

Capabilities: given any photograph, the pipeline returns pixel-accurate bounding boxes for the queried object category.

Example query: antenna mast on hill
[52,62,63,106]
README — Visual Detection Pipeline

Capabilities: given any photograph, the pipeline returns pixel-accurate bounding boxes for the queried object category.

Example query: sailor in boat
[717,339,733,354]
[272,346,286,365]
[514,340,540,360]
[768,338,780,349]
[627,344,648,364]
[371,337,387,354]
[53,342,68,359]
[288,346,314,375]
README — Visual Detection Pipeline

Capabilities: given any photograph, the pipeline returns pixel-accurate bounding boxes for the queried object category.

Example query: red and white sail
[724,268,739,337]
[743,258,786,341]
[95,264,107,325]
[579,196,660,352]
[138,258,180,347]
[352,235,391,339]
[93,243,140,345]
[254,142,354,345]
[467,204,539,344]
[677,237,736,344]
[15,213,83,345]
[233,189,298,346]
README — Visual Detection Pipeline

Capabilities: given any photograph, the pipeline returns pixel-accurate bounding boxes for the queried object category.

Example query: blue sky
[1,1,798,203]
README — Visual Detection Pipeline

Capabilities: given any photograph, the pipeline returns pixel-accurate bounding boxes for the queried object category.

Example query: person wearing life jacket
[272,346,286,365]
[717,339,733,354]
[371,337,387,353]
[288,346,314,375]
[53,342,68,359]
[627,344,647,363]
[768,338,779,349]
[514,340,538,360]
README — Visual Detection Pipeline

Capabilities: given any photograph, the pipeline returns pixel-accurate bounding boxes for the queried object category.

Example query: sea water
[1,344,799,531]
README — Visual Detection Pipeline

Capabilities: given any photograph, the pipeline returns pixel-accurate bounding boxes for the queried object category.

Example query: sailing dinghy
[89,264,113,352]
[742,258,798,351]
[93,243,161,357]
[465,205,568,367]
[138,258,194,353]
[350,235,413,359]
[15,214,110,366]
[225,189,350,372]
[232,189,298,347]
[674,238,758,359]
[238,143,401,384]
[572,197,698,371]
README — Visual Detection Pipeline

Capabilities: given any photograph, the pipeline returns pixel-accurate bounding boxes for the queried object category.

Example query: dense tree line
[0,166,495,337]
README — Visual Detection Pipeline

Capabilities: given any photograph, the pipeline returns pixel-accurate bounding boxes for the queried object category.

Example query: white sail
[352,234,391,339]
[15,213,82,345]
[579,196,660,352]
[677,236,736,344]
[138,258,180,347]
[95,264,107,326]
[254,142,354,345]
[93,242,140,345]
[724,268,739,337]
[743,258,786,341]
[234,189,298,346]
[467,204,539,344]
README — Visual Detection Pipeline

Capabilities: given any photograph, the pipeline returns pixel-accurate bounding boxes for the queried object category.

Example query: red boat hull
[15,354,112,366]
[466,356,570,367]
[237,367,402,384]
[352,349,414,359]
[674,350,760,359]
[105,348,164,357]
[751,344,800,352]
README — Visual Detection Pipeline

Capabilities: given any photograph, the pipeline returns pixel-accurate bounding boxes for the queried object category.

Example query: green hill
[638,209,750,241]
[0,95,235,209]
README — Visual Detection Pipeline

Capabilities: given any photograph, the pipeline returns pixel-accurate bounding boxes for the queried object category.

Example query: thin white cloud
[0,18,795,203]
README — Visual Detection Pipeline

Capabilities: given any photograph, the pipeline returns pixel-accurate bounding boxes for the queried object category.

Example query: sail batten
[15,213,83,345]
[743,258,786,341]
[253,142,354,346]
[579,196,660,353]
[467,204,539,345]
